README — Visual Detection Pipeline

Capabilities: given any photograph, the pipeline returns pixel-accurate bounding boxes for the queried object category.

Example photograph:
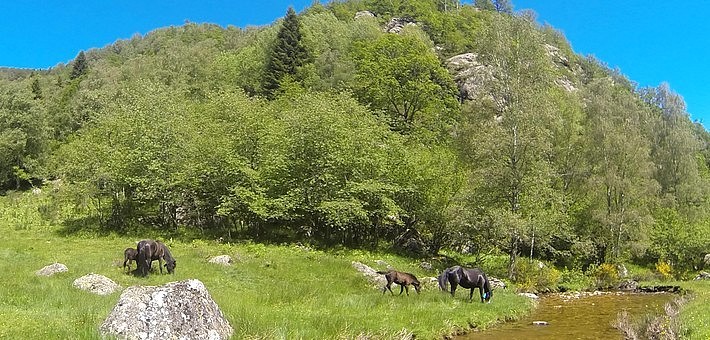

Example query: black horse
[438,266,492,303]
[136,239,176,276]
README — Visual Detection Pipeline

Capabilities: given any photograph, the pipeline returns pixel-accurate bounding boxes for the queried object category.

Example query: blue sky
[1,1,707,127]
[514,0,709,127]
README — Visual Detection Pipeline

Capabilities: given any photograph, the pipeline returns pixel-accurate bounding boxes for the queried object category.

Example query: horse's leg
[479,286,484,303]
[159,257,164,274]
[400,284,406,296]
[450,281,458,297]
[469,288,474,302]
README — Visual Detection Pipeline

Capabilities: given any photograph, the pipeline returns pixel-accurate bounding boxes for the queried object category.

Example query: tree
[459,15,559,280]
[352,32,458,133]
[582,79,658,262]
[474,0,495,11]
[70,51,88,79]
[642,83,706,212]
[263,7,310,99]
[30,77,42,100]
[494,0,513,14]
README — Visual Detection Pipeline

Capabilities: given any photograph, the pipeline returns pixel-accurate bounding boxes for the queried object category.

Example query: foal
[377,270,421,296]
[123,247,138,271]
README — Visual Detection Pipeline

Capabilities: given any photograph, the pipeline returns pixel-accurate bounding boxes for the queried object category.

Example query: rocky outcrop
[36,263,68,276]
[100,279,233,340]
[73,273,121,295]
[385,17,416,34]
[446,52,499,104]
[208,255,233,266]
[354,11,375,20]
[695,271,710,280]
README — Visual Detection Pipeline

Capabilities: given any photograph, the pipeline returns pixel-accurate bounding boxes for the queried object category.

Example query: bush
[655,260,673,281]
[514,259,561,293]
[589,262,620,289]
[559,268,595,291]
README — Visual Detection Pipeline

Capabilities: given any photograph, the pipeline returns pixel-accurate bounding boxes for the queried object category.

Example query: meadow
[0,191,533,339]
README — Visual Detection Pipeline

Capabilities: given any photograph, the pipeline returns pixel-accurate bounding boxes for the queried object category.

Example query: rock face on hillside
[385,17,417,34]
[36,263,68,276]
[446,52,499,104]
[73,273,121,295]
[99,279,233,340]
[446,45,579,106]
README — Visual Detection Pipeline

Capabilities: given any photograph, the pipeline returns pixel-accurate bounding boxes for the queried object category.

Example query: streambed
[463,291,674,340]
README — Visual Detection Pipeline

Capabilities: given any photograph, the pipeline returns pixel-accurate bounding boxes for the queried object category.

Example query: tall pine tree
[263,7,309,99]
[70,50,88,79]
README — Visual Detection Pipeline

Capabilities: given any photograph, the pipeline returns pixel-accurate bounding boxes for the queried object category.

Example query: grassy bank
[678,281,710,339]
[0,191,533,339]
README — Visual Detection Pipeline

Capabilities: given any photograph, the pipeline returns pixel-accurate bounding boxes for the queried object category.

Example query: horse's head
[165,259,176,274]
[483,290,493,303]
[413,280,421,294]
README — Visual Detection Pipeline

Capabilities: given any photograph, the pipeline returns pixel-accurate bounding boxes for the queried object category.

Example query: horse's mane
[438,266,461,291]
[158,241,175,263]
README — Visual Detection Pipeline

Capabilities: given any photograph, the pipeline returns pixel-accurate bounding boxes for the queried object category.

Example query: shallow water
[463,292,673,340]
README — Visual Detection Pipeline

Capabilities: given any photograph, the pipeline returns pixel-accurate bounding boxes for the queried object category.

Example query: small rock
[208,255,233,266]
[73,273,121,295]
[420,262,433,271]
[36,263,68,276]
[532,321,548,326]
[518,292,539,299]
[489,277,507,289]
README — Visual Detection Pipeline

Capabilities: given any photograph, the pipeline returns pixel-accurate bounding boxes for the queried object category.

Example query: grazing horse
[438,266,492,303]
[123,247,138,271]
[136,239,177,276]
[376,270,421,296]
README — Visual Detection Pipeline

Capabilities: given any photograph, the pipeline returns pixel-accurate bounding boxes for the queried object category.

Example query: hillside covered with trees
[1,0,709,282]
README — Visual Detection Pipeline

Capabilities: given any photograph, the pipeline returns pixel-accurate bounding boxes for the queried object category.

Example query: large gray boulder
[73,273,121,295]
[36,263,68,276]
[352,261,387,289]
[100,279,233,340]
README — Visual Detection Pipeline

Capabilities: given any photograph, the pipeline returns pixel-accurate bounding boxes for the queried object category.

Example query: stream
[463,291,674,340]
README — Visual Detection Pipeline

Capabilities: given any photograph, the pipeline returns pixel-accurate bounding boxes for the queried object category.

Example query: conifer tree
[474,0,496,11]
[70,50,88,79]
[263,7,309,99]
[30,77,42,100]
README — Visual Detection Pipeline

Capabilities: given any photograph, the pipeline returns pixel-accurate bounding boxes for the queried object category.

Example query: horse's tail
[438,268,451,291]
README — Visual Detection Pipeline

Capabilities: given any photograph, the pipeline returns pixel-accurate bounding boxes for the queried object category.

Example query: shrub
[590,263,620,289]
[559,268,595,291]
[655,260,673,281]
[514,259,561,293]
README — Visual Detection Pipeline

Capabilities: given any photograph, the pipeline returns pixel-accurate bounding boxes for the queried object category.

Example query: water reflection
[463,292,673,340]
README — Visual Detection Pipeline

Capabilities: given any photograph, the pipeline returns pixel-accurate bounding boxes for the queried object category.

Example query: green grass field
[0,191,533,339]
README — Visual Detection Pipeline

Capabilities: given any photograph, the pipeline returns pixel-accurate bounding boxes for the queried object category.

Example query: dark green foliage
[30,77,42,100]
[70,51,88,79]
[263,7,310,98]
[475,0,496,11]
